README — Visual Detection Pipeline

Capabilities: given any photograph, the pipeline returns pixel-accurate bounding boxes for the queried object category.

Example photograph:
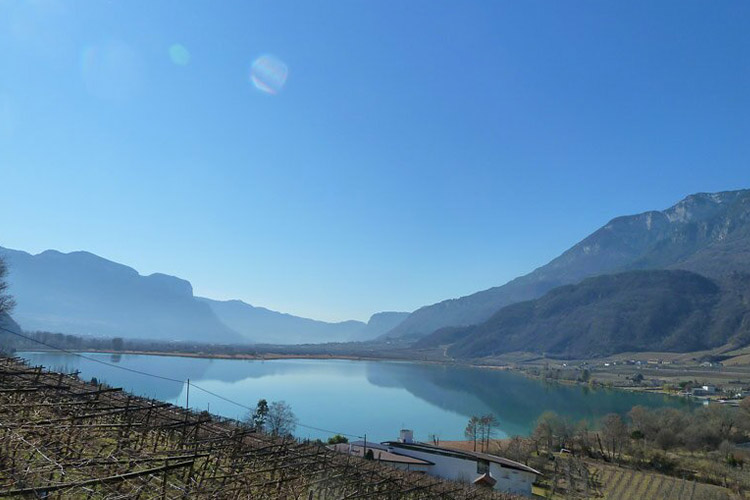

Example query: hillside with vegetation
[416,270,750,359]
[387,189,750,340]
[496,403,750,499]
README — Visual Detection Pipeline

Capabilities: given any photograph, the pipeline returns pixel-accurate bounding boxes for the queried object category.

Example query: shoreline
[16,347,690,399]
[23,345,740,404]
[17,347,448,364]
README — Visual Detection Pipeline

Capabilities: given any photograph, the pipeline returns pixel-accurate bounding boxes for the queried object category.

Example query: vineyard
[591,464,732,500]
[531,454,736,499]
[0,355,516,499]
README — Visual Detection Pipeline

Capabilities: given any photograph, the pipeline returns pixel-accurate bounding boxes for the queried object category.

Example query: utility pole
[186,378,190,409]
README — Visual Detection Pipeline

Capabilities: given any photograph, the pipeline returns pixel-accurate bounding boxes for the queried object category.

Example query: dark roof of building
[382,441,541,476]
[347,441,389,451]
[329,443,433,466]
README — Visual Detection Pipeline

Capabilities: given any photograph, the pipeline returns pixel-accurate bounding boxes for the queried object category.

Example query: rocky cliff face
[0,245,405,345]
[0,247,242,343]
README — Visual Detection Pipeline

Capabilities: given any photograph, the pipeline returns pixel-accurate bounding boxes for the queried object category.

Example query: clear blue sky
[1,1,748,322]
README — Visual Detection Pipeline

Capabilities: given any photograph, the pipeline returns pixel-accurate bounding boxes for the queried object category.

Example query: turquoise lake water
[17,352,691,443]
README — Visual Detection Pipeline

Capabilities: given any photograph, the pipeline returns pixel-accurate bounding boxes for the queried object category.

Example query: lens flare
[169,44,190,66]
[250,55,288,95]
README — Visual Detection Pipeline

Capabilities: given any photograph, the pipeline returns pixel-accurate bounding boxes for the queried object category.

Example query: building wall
[488,462,535,496]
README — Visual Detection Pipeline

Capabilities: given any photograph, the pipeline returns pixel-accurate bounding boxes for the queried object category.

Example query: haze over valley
[0,246,408,345]
[3,188,750,361]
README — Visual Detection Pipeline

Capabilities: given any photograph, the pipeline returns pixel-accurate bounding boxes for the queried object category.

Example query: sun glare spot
[250,55,288,95]
[169,44,191,66]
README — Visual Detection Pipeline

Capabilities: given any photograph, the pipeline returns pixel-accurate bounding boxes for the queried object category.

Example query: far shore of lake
[17,346,704,400]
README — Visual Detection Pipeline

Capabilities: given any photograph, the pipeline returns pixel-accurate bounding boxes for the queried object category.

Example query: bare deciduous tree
[532,411,573,453]
[0,257,15,316]
[600,413,628,461]
[628,405,658,442]
[266,400,298,437]
[498,436,533,464]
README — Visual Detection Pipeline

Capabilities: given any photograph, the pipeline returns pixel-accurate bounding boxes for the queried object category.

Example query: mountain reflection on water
[18,353,690,441]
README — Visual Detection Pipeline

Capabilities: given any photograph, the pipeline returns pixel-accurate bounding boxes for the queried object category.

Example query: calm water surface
[18,352,690,442]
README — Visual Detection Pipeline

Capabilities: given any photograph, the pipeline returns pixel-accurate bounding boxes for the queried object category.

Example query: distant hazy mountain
[386,189,750,339]
[199,298,408,344]
[198,298,364,344]
[361,311,410,338]
[0,312,18,328]
[0,247,242,343]
[0,312,20,335]
[416,270,750,359]
[0,312,22,351]
[0,246,408,345]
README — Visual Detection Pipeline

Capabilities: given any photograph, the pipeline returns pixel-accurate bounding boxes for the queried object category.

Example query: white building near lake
[331,430,541,497]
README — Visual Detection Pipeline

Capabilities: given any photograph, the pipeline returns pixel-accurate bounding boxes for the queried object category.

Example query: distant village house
[691,385,717,396]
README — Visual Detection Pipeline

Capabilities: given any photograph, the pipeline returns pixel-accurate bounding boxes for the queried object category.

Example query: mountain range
[198,298,408,344]
[3,188,750,357]
[416,270,750,358]
[384,189,750,340]
[0,247,408,344]
[0,312,21,343]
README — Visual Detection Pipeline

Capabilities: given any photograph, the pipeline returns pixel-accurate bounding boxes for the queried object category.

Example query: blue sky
[1,1,748,322]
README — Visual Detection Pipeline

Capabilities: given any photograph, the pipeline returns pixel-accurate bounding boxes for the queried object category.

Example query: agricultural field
[531,455,736,500]
[591,464,733,500]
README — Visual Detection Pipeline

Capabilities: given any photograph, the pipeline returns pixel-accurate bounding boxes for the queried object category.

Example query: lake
[17,352,691,443]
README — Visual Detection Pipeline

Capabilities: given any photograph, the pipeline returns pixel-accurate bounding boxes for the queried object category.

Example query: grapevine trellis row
[0,356,517,499]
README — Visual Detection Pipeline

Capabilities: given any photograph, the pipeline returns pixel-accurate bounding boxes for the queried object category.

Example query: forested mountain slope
[416,270,750,359]
[387,189,750,339]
